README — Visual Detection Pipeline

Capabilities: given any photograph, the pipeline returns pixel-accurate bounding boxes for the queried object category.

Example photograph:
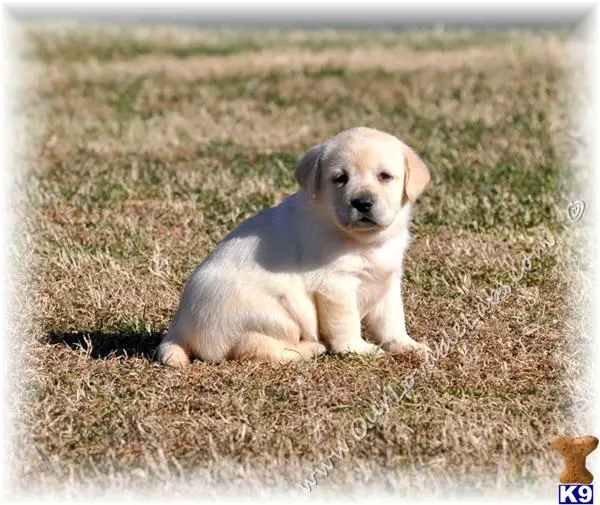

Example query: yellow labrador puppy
[157,126,430,367]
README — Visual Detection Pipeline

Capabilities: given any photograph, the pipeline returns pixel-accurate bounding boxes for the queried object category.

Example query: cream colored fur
[157,126,431,367]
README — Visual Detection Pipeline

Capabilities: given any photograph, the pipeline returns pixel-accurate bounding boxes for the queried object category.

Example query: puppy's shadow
[45,330,163,360]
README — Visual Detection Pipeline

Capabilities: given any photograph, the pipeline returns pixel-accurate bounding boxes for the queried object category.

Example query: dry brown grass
[8,22,594,500]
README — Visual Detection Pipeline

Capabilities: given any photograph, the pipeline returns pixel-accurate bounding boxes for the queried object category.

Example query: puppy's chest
[355,255,397,305]
[359,240,407,278]
[346,242,407,307]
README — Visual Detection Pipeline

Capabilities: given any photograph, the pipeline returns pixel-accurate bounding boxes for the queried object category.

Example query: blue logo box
[559,485,594,504]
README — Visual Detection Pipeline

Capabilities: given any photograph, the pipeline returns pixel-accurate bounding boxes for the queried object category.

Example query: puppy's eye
[332,172,349,186]
[378,172,394,182]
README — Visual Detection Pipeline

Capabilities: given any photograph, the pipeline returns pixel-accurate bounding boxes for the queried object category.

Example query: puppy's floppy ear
[403,145,431,203]
[295,143,323,201]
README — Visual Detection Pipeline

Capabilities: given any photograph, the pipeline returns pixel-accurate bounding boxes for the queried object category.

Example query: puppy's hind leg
[156,339,191,368]
[230,332,326,362]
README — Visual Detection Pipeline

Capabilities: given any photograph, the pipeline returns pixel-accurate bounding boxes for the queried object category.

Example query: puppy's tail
[155,340,191,368]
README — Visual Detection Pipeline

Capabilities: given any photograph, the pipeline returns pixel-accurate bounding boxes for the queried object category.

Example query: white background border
[1,1,598,503]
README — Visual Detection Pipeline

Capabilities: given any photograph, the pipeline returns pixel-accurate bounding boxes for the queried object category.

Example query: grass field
[9,22,595,500]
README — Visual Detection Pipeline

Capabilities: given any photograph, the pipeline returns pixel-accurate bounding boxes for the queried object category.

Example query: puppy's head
[295,127,430,236]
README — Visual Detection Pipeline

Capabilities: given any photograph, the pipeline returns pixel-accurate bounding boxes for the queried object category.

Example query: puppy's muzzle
[349,193,381,228]
[351,195,375,214]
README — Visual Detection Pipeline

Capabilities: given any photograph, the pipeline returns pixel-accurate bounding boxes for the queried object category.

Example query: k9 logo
[559,485,594,504]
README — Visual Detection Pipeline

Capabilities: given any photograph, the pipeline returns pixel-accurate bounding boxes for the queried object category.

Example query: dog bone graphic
[552,435,599,484]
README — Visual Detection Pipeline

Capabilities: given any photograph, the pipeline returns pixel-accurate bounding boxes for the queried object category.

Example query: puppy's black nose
[351,195,375,213]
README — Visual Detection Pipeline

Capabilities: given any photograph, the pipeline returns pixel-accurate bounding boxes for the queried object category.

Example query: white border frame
[1,1,598,504]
